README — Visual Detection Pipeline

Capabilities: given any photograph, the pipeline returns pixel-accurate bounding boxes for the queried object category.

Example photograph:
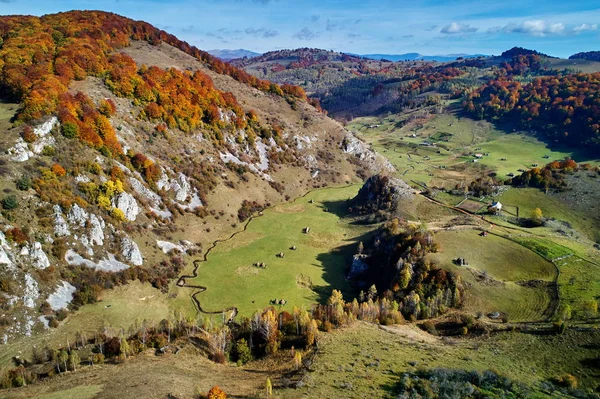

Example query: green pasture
[348,113,596,188]
[184,184,375,317]
[428,229,556,321]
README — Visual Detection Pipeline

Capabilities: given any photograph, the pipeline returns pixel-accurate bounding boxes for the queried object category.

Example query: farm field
[183,184,376,318]
[348,111,599,189]
[428,229,556,321]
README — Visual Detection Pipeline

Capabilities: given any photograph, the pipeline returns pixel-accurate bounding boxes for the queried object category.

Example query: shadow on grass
[320,198,352,219]
[312,229,378,305]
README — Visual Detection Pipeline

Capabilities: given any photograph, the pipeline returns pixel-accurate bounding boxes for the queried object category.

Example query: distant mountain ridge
[208,49,261,60]
[359,53,487,62]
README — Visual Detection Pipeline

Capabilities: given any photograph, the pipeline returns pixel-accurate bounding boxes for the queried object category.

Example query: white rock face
[341,132,395,173]
[23,274,39,309]
[24,316,35,337]
[149,207,172,219]
[33,116,59,137]
[173,173,191,202]
[294,135,315,151]
[121,236,143,266]
[75,174,91,183]
[220,152,273,182]
[47,281,76,311]
[53,205,71,237]
[255,140,270,171]
[156,240,185,254]
[112,191,140,221]
[68,204,89,227]
[88,214,105,246]
[8,117,59,162]
[31,135,56,154]
[38,316,49,329]
[9,140,34,162]
[0,246,13,268]
[65,249,129,272]
[0,232,14,268]
[28,242,50,269]
[129,177,162,205]
[156,171,171,191]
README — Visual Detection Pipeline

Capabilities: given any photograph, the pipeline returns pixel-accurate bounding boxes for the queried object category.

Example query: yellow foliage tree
[207,385,227,399]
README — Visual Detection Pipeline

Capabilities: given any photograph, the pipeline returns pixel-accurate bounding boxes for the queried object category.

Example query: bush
[15,176,31,191]
[21,126,36,143]
[552,374,578,388]
[41,146,56,156]
[61,122,79,138]
[207,385,227,399]
[1,195,18,210]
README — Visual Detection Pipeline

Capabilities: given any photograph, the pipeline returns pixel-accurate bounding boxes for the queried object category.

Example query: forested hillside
[464,73,600,149]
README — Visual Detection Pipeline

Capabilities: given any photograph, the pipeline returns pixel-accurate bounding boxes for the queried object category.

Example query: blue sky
[1,0,599,57]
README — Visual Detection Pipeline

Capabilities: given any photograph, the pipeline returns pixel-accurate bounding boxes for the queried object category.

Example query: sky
[1,0,599,57]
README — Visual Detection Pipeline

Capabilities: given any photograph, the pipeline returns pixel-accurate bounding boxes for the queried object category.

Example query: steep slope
[0,11,391,345]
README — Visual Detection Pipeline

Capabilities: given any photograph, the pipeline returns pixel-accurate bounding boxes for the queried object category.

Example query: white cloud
[500,20,565,36]
[440,22,477,34]
[573,23,598,33]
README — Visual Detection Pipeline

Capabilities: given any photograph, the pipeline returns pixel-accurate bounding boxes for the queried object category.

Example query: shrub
[61,122,79,138]
[51,163,66,177]
[207,385,227,399]
[111,208,126,221]
[15,175,31,191]
[41,146,56,156]
[1,195,18,210]
[21,126,36,143]
[5,227,28,244]
[552,374,578,388]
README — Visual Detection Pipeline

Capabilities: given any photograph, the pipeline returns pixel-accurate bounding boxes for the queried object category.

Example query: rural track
[176,184,357,321]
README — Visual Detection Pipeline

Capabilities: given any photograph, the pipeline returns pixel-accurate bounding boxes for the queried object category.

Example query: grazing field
[428,229,556,321]
[183,184,376,317]
[348,112,597,189]
[284,322,600,398]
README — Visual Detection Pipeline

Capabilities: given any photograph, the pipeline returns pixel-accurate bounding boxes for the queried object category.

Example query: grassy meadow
[183,184,376,317]
[428,229,556,322]
[348,111,598,189]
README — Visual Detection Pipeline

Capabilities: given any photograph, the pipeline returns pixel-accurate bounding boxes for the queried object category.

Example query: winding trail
[175,184,357,321]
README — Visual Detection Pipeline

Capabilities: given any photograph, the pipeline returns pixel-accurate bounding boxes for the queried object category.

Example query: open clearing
[428,229,556,321]
[184,184,375,317]
[348,111,598,189]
